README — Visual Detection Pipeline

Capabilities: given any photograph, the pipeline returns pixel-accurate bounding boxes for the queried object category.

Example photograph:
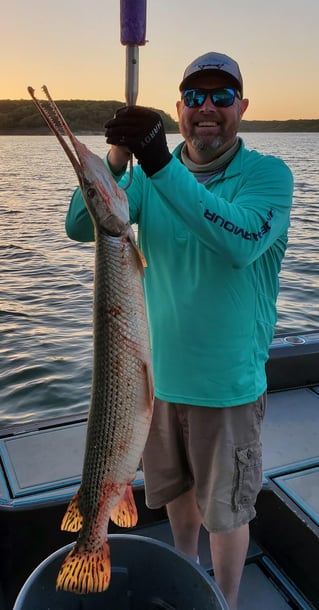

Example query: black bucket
[13,534,228,609]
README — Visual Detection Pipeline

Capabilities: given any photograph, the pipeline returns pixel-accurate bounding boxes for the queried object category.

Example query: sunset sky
[2,0,319,121]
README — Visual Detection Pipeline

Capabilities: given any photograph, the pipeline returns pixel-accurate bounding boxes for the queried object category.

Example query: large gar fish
[28,86,153,594]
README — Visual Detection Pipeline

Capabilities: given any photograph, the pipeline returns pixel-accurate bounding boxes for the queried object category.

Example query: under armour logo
[197,62,225,70]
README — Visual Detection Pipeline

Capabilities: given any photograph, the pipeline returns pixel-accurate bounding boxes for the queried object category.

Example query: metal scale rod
[120,0,147,188]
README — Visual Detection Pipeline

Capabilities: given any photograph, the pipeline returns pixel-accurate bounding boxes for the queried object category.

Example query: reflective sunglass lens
[183,88,236,108]
[183,90,205,107]
[213,90,235,107]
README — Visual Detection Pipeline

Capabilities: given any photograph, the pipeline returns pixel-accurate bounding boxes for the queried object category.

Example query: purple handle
[120,0,147,45]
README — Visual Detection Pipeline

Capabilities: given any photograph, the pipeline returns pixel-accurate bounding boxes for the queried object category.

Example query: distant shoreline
[1,119,319,135]
[0,98,318,134]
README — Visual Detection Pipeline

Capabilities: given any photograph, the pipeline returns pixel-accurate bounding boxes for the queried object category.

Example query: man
[66,52,293,609]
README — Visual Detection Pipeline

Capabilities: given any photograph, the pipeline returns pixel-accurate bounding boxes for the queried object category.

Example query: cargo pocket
[232,442,262,512]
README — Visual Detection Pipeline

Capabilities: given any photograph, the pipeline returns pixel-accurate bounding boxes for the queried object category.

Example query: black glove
[105,106,172,177]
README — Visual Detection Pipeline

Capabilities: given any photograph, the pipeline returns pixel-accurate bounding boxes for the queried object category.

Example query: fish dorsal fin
[110,484,138,527]
[60,490,83,532]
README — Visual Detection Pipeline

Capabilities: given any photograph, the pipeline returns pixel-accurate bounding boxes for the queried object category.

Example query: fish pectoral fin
[127,228,147,275]
[110,484,138,528]
[61,490,83,532]
[144,361,154,408]
[56,541,111,594]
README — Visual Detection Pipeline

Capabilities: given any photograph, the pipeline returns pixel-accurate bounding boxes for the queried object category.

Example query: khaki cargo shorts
[142,393,266,532]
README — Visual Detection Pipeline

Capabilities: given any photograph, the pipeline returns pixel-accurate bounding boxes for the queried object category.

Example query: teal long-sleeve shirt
[66,140,293,407]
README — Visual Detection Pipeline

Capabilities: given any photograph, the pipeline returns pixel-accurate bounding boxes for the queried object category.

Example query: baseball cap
[179,52,243,97]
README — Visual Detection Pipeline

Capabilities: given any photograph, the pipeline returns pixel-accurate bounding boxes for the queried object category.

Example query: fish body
[28,87,153,594]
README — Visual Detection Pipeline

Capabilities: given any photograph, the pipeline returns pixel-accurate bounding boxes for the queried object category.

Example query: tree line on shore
[0,99,318,134]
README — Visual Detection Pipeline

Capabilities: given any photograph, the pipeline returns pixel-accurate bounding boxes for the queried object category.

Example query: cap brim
[179,69,242,96]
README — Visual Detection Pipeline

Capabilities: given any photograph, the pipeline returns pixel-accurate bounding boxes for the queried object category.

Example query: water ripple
[0,133,318,427]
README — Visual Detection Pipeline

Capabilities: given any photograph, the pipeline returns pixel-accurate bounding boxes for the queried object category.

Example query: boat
[0,330,318,609]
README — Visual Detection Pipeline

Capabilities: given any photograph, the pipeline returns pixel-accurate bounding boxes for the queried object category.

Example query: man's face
[176,74,249,163]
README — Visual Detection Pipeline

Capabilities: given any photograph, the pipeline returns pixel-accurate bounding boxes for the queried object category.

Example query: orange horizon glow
[2,0,319,122]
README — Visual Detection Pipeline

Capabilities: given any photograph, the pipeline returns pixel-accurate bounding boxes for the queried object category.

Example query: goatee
[189,136,224,153]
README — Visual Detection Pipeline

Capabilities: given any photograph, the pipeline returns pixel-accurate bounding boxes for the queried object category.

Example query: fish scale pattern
[77,229,153,546]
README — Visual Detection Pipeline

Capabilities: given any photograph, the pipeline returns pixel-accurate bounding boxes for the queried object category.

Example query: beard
[179,115,229,156]
[177,107,241,161]
[188,134,225,153]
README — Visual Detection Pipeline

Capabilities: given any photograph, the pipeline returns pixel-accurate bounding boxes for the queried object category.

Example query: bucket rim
[13,534,229,610]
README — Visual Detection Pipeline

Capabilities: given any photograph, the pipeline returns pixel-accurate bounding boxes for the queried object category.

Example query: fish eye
[87,187,96,199]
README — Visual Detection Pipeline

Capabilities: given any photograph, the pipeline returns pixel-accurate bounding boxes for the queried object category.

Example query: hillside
[0,99,178,134]
[0,99,318,134]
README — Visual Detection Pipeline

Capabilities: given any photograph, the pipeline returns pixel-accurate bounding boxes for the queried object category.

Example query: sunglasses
[182,87,241,108]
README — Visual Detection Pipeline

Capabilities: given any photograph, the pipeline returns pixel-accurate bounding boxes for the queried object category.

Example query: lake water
[0,133,318,428]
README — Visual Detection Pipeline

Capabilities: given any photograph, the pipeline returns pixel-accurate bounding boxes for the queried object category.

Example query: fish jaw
[28,86,130,236]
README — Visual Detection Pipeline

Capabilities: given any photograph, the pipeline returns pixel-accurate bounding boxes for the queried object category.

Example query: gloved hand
[105,106,172,177]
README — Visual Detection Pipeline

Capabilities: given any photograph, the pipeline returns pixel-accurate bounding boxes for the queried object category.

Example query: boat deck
[133,386,319,610]
[1,384,319,609]
[134,522,299,610]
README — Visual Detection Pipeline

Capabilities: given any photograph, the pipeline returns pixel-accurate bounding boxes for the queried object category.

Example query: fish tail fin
[56,540,111,594]
[61,490,83,532]
[110,484,138,527]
